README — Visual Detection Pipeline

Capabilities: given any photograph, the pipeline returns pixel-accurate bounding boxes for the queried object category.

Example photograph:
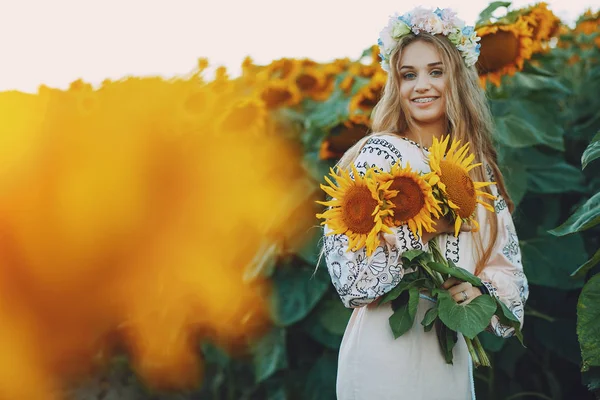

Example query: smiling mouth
[411,97,439,104]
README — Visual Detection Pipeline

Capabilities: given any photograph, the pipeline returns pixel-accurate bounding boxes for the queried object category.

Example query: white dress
[322,134,529,400]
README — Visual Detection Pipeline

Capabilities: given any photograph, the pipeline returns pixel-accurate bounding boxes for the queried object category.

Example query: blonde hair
[336,33,513,275]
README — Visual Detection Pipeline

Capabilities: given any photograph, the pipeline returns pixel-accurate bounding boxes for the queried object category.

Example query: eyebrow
[399,62,443,70]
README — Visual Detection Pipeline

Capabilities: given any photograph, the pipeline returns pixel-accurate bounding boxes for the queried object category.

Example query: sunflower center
[261,87,292,108]
[296,74,318,91]
[476,30,520,74]
[389,177,425,223]
[439,160,476,218]
[340,185,378,234]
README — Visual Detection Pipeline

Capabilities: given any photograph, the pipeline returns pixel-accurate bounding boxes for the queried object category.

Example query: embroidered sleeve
[477,164,530,338]
[323,137,428,308]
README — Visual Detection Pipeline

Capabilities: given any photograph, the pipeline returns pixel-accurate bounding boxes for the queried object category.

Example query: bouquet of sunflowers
[316,136,524,367]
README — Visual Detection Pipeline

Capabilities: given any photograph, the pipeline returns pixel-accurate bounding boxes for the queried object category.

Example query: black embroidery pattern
[363,137,403,159]
[502,225,520,264]
[514,270,529,304]
[481,281,498,299]
[495,196,508,214]
[445,235,460,263]
[323,230,405,307]
[407,229,424,250]
[354,160,382,177]
[399,136,430,152]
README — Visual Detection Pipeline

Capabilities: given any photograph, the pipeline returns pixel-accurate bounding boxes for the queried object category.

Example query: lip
[411,96,439,107]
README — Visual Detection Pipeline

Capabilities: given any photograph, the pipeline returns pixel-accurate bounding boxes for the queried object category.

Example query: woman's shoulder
[359,132,429,159]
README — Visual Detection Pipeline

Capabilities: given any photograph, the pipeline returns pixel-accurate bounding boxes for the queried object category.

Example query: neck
[404,119,447,148]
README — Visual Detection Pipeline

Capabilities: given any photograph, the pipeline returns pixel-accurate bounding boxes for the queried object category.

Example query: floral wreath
[378,7,481,72]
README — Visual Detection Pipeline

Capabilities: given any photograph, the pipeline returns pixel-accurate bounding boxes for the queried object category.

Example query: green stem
[473,336,491,367]
[524,306,556,323]
[464,337,481,367]
[419,261,444,288]
[428,238,445,263]
[504,392,553,400]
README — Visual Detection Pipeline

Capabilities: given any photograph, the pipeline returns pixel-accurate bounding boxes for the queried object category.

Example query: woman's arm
[476,165,529,338]
[323,136,429,308]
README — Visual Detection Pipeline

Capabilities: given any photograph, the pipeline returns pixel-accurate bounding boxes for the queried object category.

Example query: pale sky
[0,0,596,92]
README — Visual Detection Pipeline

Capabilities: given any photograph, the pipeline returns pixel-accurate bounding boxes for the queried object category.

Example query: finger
[452,289,472,304]
[448,282,472,297]
[460,222,472,232]
[459,296,474,306]
[442,277,460,289]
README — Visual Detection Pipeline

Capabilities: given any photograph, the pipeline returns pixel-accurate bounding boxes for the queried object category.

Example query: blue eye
[403,72,416,80]
[430,69,443,77]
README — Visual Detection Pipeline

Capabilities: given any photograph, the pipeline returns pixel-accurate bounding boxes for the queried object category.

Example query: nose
[414,74,431,93]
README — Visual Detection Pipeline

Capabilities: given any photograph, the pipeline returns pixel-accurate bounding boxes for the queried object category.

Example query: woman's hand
[442,277,482,305]
[421,215,472,243]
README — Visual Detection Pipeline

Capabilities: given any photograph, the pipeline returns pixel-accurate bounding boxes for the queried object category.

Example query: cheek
[399,83,413,103]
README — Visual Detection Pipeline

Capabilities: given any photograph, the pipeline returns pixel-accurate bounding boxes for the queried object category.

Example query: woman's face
[398,40,447,126]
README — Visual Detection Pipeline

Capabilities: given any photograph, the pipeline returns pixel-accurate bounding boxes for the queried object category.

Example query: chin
[411,111,445,124]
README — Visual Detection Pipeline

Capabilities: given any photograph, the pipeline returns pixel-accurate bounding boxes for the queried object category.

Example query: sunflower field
[0,2,599,400]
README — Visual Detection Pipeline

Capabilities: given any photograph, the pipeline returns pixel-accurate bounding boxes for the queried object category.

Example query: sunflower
[476,17,534,87]
[218,97,267,134]
[521,3,561,53]
[259,79,302,109]
[294,67,333,101]
[318,122,369,161]
[427,136,496,236]
[316,165,394,256]
[376,162,442,238]
[348,71,387,125]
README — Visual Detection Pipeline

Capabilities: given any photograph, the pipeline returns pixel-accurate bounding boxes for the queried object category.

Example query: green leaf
[389,291,417,339]
[408,286,420,320]
[571,248,600,279]
[499,161,528,206]
[582,366,600,392]
[378,277,428,305]
[436,290,497,339]
[421,305,438,330]
[531,317,580,365]
[303,150,336,184]
[401,249,427,262]
[302,305,343,350]
[316,298,352,336]
[476,1,511,26]
[582,131,600,169]
[426,261,482,286]
[521,233,587,290]
[494,112,564,151]
[270,265,330,326]
[521,62,558,77]
[504,147,585,194]
[495,298,525,346]
[527,161,586,194]
[265,378,288,400]
[304,352,338,400]
[251,327,288,383]
[297,226,323,266]
[305,90,350,131]
[435,321,458,364]
[478,331,506,352]
[549,192,600,236]
[510,72,571,95]
[577,275,600,371]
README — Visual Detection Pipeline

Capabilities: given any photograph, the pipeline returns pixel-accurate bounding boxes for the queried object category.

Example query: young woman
[321,8,529,400]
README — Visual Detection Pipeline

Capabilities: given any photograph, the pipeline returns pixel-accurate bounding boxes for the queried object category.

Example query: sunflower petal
[454,217,461,237]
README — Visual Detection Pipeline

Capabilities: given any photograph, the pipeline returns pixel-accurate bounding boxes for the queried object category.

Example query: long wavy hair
[336,33,513,275]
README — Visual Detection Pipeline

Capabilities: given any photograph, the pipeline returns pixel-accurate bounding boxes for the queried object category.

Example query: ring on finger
[460,290,468,302]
